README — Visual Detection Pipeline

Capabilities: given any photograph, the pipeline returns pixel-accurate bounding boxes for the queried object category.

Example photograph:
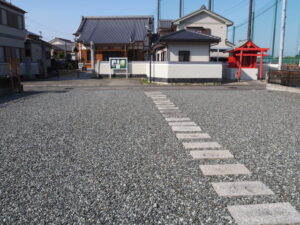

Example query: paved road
[0,83,299,224]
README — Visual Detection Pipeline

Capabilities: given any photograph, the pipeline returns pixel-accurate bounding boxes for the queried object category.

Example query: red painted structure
[228,40,269,80]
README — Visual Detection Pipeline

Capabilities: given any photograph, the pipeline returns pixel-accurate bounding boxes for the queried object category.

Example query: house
[0,0,26,77]
[49,37,76,60]
[153,29,220,62]
[157,5,234,62]
[25,31,52,78]
[74,16,154,69]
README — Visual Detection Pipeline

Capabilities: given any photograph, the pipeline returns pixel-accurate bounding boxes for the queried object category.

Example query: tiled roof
[74,16,153,44]
[158,29,220,43]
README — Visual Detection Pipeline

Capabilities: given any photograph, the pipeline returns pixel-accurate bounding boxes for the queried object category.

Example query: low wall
[223,64,279,80]
[0,63,40,78]
[95,61,222,82]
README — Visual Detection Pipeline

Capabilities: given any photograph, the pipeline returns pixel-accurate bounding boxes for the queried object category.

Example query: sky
[10,0,300,56]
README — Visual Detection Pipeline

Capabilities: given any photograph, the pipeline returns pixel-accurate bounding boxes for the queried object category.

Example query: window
[0,9,7,25]
[161,51,166,61]
[179,51,190,62]
[1,47,24,62]
[187,27,211,35]
[0,9,23,29]
[156,53,160,61]
[0,47,4,62]
[18,15,23,29]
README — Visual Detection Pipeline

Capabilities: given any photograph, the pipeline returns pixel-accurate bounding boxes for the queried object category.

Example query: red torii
[228,40,269,80]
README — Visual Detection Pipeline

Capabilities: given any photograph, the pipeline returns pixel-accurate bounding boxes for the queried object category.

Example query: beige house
[157,5,234,62]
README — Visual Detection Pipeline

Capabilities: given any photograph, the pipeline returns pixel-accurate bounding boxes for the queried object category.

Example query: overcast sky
[11,0,300,56]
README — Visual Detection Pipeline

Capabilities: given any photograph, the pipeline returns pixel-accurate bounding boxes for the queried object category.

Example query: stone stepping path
[144,91,300,224]
[190,150,234,159]
[228,203,300,225]
[176,133,211,139]
[200,164,251,176]
[212,181,274,197]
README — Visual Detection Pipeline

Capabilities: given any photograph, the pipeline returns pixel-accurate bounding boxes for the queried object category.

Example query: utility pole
[232,26,236,44]
[271,0,279,58]
[278,0,287,70]
[251,0,255,40]
[208,0,211,11]
[247,0,253,40]
[179,0,183,18]
[157,0,160,30]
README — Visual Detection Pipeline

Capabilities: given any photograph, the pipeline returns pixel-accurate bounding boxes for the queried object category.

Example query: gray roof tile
[75,16,153,44]
[159,29,220,43]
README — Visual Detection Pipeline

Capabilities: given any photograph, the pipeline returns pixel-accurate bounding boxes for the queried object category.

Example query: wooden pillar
[90,41,95,71]
[238,50,243,81]
[259,51,263,80]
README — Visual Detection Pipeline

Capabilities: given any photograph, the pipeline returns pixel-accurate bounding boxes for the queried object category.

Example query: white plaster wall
[223,64,279,80]
[30,43,42,62]
[223,67,258,80]
[167,62,222,79]
[151,62,169,79]
[96,61,149,75]
[96,61,222,81]
[168,43,210,62]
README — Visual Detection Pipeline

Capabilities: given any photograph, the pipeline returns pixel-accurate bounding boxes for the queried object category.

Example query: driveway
[0,86,299,224]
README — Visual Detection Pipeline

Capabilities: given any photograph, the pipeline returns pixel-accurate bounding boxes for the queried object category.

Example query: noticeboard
[109,57,128,78]
[109,58,128,69]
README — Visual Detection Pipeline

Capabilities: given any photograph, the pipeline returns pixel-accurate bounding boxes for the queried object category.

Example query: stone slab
[169,121,197,126]
[171,126,202,132]
[212,181,274,197]
[200,164,251,176]
[157,106,179,110]
[176,133,211,139]
[162,113,187,118]
[165,117,191,122]
[183,142,221,149]
[190,150,234,159]
[228,203,300,225]
[159,109,182,113]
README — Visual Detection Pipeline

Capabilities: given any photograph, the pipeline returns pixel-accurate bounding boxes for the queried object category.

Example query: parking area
[0,85,299,224]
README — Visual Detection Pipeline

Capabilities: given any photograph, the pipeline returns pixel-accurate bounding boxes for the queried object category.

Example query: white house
[49,37,76,60]
[157,5,235,62]
[153,29,220,62]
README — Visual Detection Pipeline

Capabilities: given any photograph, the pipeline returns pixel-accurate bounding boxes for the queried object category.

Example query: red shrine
[228,40,269,80]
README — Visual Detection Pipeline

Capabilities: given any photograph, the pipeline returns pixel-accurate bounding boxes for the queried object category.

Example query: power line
[26,16,72,37]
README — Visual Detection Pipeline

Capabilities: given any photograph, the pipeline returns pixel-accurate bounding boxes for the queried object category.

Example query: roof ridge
[184,29,220,40]
[83,16,154,19]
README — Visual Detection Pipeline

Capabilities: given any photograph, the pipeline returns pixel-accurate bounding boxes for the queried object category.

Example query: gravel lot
[0,87,299,224]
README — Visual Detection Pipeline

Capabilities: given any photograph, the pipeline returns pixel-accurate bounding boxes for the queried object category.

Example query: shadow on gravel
[0,90,68,105]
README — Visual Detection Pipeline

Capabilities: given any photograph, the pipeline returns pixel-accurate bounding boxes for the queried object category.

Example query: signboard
[109,58,128,78]
[78,63,84,70]
[110,58,128,69]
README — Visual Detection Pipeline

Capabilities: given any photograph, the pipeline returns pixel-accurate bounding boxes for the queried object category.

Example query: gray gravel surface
[165,89,300,224]
[0,88,299,225]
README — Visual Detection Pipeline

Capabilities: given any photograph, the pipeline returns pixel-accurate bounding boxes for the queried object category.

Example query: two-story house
[0,0,26,77]
[155,5,234,62]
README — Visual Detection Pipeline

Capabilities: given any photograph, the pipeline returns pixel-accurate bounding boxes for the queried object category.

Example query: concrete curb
[266,83,300,94]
